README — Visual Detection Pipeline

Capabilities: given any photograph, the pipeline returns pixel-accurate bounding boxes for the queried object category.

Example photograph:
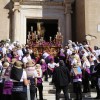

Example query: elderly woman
[70,60,82,100]
[82,56,90,93]
[26,60,37,100]
[36,64,43,100]
[10,60,30,100]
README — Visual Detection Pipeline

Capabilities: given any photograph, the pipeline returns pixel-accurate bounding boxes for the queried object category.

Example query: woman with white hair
[70,60,82,100]
[26,60,37,100]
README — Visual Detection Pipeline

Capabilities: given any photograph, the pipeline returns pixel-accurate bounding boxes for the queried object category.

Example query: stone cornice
[20,1,64,6]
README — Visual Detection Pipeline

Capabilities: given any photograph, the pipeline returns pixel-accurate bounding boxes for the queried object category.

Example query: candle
[50,36,52,41]
[34,31,36,35]
[37,22,41,30]
[41,37,43,41]
[28,32,30,39]
[36,35,38,42]
[37,31,40,36]
[36,35,38,39]
[27,39,29,43]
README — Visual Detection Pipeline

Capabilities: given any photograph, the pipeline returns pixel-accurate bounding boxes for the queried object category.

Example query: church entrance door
[26,19,58,42]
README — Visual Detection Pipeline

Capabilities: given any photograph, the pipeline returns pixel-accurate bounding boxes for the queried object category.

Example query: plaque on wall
[98,25,100,32]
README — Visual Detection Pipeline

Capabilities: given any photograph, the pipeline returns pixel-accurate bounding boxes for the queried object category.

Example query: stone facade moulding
[11,0,73,44]
[64,0,73,14]
[12,2,21,12]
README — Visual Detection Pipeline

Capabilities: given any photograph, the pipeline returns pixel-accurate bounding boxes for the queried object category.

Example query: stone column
[12,2,20,42]
[65,3,72,44]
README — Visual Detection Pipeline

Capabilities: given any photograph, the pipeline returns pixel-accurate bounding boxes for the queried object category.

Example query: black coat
[94,63,100,78]
[53,65,70,87]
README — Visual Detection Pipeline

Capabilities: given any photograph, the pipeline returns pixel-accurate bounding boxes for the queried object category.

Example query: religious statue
[37,22,45,38]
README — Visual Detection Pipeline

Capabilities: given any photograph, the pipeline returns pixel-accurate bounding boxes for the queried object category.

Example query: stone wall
[75,0,85,43]
[85,0,100,48]
[0,0,12,40]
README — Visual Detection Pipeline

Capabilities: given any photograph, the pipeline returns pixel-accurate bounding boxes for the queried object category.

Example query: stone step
[38,78,97,100]
[42,88,96,92]
[42,84,96,93]
[37,91,97,98]
[37,92,97,100]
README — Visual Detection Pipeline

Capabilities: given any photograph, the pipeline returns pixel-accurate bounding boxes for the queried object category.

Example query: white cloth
[43,52,49,59]
[48,62,57,69]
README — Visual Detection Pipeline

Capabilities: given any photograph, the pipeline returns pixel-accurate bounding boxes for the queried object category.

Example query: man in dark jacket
[53,60,70,100]
[94,55,100,99]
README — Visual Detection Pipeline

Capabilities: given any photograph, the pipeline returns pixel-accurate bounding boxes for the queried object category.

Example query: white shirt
[17,49,23,57]
[27,55,31,60]
[95,50,100,58]
[9,44,15,51]
[2,47,7,55]
[26,67,37,78]
[22,56,28,64]
[22,55,32,64]
[67,49,72,56]
[83,60,90,68]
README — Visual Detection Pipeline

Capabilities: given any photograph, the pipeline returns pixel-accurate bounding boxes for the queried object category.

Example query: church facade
[0,0,100,47]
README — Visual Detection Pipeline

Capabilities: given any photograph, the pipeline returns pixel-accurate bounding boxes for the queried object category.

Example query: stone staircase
[37,78,97,100]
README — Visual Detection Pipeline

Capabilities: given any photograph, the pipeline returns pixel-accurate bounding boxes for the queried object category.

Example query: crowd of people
[0,39,100,100]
